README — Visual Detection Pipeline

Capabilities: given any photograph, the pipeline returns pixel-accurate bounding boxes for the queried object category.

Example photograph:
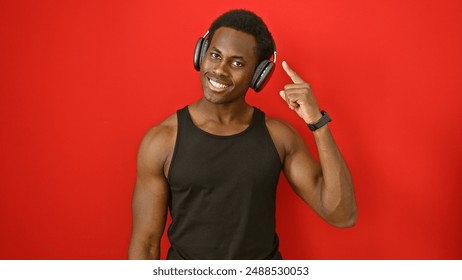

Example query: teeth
[209,79,229,89]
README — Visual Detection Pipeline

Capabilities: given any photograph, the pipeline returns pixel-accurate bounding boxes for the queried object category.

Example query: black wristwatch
[307,111,331,131]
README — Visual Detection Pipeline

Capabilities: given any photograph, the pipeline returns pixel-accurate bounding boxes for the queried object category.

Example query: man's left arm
[279,61,357,227]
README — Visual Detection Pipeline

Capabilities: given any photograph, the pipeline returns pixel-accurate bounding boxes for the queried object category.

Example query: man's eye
[232,61,243,67]
[210,53,220,59]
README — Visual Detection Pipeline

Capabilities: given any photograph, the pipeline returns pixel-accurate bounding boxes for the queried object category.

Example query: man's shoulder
[156,112,178,134]
[264,115,299,136]
[141,112,178,151]
[264,114,304,157]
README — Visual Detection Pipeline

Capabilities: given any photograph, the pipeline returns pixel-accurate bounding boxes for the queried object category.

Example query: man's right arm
[128,121,175,259]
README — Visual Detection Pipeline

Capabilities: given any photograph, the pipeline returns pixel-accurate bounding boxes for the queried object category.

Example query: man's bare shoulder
[142,113,177,144]
[265,116,300,139]
[264,116,303,159]
[138,112,178,168]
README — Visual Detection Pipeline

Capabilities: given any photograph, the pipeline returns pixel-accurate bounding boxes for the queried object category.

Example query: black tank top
[167,106,282,259]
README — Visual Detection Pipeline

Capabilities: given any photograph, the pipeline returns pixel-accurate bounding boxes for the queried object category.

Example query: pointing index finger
[282,61,305,84]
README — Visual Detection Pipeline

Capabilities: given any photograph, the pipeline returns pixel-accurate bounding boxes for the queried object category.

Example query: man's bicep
[131,175,169,243]
[129,127,172,258]
[282,129,324,213]
[129,173,169,259]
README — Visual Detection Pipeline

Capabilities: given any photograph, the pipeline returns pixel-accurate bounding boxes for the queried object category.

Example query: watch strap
[307,111,331,131]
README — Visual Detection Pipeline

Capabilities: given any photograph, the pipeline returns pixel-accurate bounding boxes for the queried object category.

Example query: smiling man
[128,9,357,260]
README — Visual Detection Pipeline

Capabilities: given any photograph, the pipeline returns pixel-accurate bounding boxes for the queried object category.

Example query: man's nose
[213,60,229,76]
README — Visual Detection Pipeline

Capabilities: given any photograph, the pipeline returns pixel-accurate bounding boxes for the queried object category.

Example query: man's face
[200,27,259,104]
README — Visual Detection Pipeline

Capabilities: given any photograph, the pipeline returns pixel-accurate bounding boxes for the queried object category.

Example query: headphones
[193,30,277,93]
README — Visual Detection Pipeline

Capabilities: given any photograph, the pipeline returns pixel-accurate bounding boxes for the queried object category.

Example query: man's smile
[206,75,232,92]
[209,78,229,89]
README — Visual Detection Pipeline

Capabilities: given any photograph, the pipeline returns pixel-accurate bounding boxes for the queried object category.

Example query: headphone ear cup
[193,37,204,71]
[250,60,275,92]
[199,39,209,68]
[193,38,209,71]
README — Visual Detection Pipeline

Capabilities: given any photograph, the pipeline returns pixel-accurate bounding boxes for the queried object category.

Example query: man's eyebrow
[211,47,247,61]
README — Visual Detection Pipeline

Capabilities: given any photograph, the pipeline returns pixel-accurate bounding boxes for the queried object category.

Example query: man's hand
[279,61,323,124]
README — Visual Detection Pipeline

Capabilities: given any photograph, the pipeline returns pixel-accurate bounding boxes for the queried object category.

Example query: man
[128,9,357,260]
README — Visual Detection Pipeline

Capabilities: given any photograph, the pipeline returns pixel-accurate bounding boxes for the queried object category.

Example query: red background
[1,0,461,259]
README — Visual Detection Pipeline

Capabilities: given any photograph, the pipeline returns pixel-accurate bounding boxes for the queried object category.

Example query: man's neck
[186,98,255,136]
[192,98,253,124]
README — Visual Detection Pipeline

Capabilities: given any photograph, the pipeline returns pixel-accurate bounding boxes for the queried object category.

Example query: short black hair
[208,9,275,63]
